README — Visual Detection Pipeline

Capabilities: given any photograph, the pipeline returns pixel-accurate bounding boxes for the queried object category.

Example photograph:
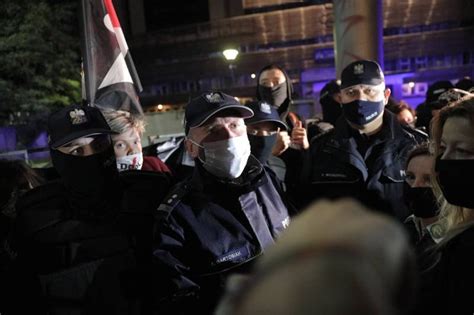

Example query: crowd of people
[0,59,473,315]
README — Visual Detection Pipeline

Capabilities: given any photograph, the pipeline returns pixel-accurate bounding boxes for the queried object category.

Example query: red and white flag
[80,0,143,115]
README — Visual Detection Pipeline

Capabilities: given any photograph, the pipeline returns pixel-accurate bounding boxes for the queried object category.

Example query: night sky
[143,0,209,31]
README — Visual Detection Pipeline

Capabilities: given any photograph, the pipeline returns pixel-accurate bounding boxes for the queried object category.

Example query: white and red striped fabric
[80,0,143,115]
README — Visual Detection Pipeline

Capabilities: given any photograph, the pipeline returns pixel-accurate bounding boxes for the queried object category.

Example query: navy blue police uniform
[292,110,427,221]
[153,157,290,314]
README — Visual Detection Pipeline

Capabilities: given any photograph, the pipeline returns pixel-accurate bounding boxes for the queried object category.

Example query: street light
[222,49,239,61]
[223,48,239,84]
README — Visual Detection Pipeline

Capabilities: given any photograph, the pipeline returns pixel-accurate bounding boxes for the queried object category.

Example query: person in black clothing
[415,94,474,314]
[306,80,342,141]
[415,80,454,133]
[296,60,427,221]
[256,64,309,208]
[256,64,293,121]
[454,77,473,92]
[153,92,291,314]
[3,104,170,315]
[0,159,43,272]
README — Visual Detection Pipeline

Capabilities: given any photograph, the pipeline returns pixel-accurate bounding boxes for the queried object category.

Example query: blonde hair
[430,94,474,236]
[101,109,146,135]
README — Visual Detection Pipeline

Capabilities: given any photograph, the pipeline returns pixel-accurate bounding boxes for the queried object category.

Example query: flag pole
[79,0,96,106]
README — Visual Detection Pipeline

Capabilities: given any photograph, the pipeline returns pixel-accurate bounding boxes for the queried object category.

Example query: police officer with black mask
[153,92,291,314]
[296,60,427,221]
[4,104,170,315]
[245,100,288,179]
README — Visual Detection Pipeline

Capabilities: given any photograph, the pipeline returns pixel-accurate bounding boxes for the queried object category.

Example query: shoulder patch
[309,128,335,146]
[401,126,428,144]
[155,182,189,221]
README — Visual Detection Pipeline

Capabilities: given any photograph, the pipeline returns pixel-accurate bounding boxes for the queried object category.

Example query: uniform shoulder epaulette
[401,125,428,143]
[309,127,335,146]
[155,181,190,221]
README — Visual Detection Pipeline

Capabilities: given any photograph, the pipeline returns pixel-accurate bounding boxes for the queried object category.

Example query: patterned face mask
[116,152,143,171]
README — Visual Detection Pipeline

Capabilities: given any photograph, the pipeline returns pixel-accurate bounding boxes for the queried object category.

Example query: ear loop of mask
[186,137,206,164]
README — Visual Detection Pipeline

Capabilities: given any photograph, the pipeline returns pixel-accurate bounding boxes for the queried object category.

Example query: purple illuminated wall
[0,127,16,152]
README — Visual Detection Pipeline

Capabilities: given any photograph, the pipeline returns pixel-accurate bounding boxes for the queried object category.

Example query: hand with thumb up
[290,120,309,150]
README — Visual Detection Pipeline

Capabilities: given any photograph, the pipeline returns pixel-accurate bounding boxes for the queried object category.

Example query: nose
[83,145,96,156]
[126,145,137,156]
[223,125,238,138]
[411,177,424,188]
[355,89,368,100]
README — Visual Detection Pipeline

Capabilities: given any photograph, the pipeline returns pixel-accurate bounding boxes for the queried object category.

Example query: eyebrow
[63,138,94,147]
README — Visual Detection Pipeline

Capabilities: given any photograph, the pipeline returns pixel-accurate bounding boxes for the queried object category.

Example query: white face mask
[116,152,143,171]
[191,135,251,179]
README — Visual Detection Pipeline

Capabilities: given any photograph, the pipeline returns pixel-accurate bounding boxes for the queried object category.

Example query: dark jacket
[293,111,426,221]
[3,171,170,315]
[153,157,291,314]
[416,226,474,314]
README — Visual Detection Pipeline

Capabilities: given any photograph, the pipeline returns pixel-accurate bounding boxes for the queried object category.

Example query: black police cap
[48,104,116,149]
[340,60,384,89]
[245,101,287,131]
[184,92,253,134]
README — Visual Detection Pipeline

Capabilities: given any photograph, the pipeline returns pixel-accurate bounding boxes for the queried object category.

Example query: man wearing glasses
[296,60,426,221]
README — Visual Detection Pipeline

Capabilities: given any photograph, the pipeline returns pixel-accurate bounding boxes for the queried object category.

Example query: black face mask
[435,157,474,209]
[258,82,287,108]
[50,146,119,216]
[342,99,384,126]
[403,183,439,218]
[321,97,342,126]
[248,134,277,163]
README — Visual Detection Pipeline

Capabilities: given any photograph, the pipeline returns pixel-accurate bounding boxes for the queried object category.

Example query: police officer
[296,60,426,221]
[245,100,288,180]
[153,92,291,314]
[5,104,170,315]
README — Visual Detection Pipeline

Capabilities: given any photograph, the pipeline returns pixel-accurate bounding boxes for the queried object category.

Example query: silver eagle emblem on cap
[205,92,223,103]
[69,109,87,125]
[353,63,364,75]
[259,102,272,114]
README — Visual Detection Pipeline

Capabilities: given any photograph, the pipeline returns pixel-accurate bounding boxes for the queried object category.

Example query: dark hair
[387,99,415,116]
[405,142,431,167]
[0,159,43,215]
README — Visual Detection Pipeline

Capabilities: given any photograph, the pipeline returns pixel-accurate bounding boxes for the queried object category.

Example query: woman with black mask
[403,143,442,245]
[415,94,474,314]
